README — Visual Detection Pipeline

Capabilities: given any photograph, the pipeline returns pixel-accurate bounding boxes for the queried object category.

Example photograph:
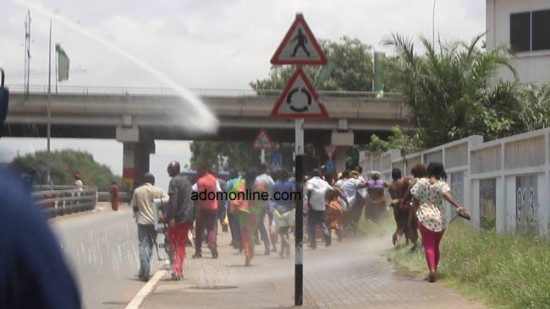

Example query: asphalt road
[51,205,165,309]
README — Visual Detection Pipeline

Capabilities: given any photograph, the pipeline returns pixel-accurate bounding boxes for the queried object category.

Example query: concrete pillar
[122,143,136,191]
[335,147,347,174]
[117,126,154,191]
[122,139,154,191]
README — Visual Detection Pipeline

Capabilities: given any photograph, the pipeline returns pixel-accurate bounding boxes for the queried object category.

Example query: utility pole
[24,10,31,98]
[432,0,436,47]
[47,19,52,187]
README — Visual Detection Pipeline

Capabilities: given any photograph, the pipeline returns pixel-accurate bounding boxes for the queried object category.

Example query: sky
[0,0,486,189]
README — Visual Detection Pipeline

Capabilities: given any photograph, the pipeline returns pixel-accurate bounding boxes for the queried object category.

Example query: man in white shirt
[354,166,368,201]
[131,173,168,281]
[305,169,348,249]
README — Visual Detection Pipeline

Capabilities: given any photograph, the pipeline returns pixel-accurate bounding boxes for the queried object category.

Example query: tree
[517,83,550,131]
[366,126,423,154]
[189,139,306,173]
[371,33,550,156]
[10,150,121,191]
[250,36,374,92]
[382,33,519,148]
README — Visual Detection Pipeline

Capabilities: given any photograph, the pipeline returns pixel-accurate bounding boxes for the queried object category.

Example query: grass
[388,220,550,309]
[356,208,396,237]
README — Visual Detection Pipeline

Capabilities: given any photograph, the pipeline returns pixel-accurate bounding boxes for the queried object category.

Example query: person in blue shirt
[0,166,81,308]
[272,169,296,257]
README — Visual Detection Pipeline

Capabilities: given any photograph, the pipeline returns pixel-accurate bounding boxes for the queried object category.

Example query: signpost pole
[261,148,265,164]
[294,118,304,306]
[270,13,328,306]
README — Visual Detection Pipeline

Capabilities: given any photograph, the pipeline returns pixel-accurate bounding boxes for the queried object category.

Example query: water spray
[15,0,219,133]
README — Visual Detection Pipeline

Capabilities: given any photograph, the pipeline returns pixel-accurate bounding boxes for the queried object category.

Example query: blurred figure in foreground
[0,166,81,308]
[1,69,79,306]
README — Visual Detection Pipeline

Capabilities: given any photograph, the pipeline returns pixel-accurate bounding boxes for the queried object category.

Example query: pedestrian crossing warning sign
[271,68,328,119]
[271,13,327,65]
[253,129,274,149]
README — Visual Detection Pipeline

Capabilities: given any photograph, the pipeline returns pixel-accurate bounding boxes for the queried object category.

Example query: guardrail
[97,191,131,203]
[7,84,404,99]
[33,187,98,218]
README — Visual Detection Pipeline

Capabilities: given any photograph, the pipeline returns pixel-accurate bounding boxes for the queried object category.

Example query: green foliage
[250,36,374,92]
[10,149,120,190]
[371,32,550,153]
[366,126,423,154]
[518,83,550,132]
[190,141,300,172]
[389,222,550,309]
[382,33,518,147]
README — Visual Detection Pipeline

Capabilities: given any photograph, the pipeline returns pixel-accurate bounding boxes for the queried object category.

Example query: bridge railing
[33,186,97,218]
[8,84,403,99]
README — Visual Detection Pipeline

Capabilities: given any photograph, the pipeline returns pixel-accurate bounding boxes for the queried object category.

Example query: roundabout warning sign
[270,68,328,119]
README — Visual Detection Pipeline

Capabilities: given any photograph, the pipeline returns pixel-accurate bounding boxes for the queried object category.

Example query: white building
[487,0,550,83]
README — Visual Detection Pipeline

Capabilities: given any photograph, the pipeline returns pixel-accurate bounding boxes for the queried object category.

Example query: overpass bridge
[4,85,412,187]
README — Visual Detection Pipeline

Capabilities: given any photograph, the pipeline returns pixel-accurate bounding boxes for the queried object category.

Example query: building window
[510,9,550,52]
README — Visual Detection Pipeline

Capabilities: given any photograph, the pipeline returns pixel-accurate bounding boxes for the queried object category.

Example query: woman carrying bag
[410,162,470,283]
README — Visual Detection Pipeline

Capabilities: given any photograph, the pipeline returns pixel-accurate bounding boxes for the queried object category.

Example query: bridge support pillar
[335,147,347,175]
[117,126,155,191]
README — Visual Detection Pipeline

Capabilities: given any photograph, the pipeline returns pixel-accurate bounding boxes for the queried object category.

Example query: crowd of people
[130,160,469,284]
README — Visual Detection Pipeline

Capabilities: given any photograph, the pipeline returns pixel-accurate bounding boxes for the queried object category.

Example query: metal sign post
[294,118,304,306]
[270,13,328,307]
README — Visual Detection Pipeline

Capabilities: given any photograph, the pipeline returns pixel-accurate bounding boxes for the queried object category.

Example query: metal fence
[33,186,97,218]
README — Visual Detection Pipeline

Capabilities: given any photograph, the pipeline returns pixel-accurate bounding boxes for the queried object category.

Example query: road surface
[52,205,165,309]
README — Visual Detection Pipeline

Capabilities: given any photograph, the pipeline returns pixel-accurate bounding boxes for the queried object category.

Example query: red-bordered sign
[271,13,327,65]
[271,68,328,119]
[253,129,274,149]
[324,145,337,159]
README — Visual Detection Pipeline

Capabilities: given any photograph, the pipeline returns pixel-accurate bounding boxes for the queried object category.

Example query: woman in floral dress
[410,162,469,282]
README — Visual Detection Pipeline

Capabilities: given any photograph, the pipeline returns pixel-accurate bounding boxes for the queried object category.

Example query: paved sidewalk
[140,229,488,309]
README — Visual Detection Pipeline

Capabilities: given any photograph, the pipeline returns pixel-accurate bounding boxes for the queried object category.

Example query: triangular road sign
[253,129,274,149]
[271,13,327,65]
[271,68,329,119]
[324,145,337,159]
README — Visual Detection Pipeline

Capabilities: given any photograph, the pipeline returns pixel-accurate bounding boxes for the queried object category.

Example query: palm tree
[382,33,517,147]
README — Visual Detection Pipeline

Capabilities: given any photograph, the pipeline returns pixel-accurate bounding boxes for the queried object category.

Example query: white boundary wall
[360,128,550,235]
